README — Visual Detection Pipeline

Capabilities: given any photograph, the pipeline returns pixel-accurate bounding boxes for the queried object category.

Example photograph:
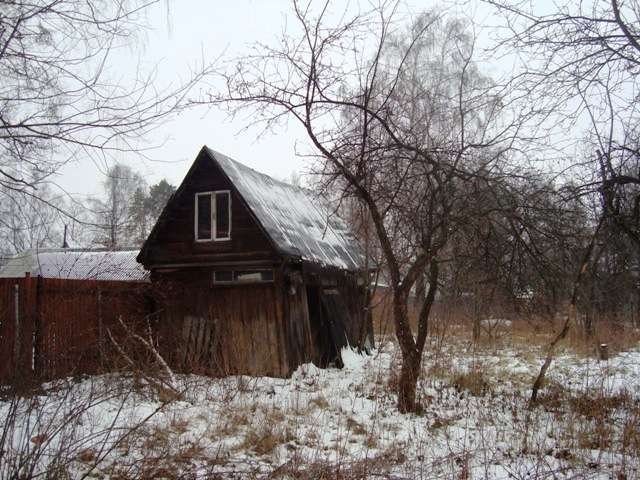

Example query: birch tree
[91,164,144,250]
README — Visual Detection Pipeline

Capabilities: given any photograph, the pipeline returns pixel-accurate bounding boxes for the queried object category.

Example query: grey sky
[56,0,308,199]
[53,0,545,199]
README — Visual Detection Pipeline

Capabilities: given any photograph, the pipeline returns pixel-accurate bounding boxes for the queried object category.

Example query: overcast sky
[56,1,299,199]
[52,0,521,200]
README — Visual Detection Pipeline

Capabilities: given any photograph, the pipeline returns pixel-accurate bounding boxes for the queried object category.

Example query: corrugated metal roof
[0,249,148,281]
[207,148,365,271]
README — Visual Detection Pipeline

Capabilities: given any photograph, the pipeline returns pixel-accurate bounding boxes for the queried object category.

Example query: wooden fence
[0,276,150,384]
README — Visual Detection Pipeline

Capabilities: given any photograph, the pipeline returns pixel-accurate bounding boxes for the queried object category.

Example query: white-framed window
[195,190,231,241]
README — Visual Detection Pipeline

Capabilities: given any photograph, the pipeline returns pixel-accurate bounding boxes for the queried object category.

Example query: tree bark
[397,348,421,413]
[392,290,422,413]
[472,282,481,342]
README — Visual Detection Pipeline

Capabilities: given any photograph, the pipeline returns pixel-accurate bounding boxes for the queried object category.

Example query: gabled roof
[0,249,148,281]
[208,148,364,271]
[138,146,365,271]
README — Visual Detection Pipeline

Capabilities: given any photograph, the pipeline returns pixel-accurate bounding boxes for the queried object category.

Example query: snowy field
[1,336,639,479]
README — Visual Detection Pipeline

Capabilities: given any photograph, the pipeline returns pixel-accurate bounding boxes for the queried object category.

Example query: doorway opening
[306,285,349,368]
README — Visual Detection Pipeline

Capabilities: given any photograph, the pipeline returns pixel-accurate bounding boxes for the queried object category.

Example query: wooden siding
[153,269,296,377]
[0,277,149,384]
[281,270,316,371]
[337,273,371,346]
[141,150,277,267]
[0,279,21,382]
[0,273,371,384]
[304,270,372,352]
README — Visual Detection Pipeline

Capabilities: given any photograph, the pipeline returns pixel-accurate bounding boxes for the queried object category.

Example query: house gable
[208,148,365,271]
[137,148,277,268]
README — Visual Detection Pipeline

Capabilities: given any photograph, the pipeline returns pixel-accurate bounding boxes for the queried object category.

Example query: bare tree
[91,163,144,250]
[208,2,530,412]
[0,0,211,205]
[441,173,590,339]
[486,0,640,238]
[485,0,640,400]
[0,182,66,255]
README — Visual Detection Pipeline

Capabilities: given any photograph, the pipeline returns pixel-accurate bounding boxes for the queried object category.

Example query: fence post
[33,276,43,376]
[13,283,20,377]
[97,288,103,369]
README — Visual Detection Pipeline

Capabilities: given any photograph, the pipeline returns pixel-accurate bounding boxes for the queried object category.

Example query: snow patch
[340,346,368,370]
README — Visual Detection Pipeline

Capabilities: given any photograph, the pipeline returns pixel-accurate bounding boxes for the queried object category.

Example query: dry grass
[309,394,330,410]
[569,391,632,419]
[238,407,294,456]
[240,424,294,456]
[622,411,640,458]
[345,417,367,436]
[566,321,640,357]
[451,369,492,397]
[208,409,250,439]
[534,379,640,463]
[372,292,640,358]
[268,445,406,480]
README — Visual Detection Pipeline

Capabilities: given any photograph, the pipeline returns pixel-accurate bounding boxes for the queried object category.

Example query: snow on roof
[207,148,365,271]
[0,249,148,281]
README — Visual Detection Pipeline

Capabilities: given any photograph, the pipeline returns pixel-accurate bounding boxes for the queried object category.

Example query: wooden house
[137,146,373,377]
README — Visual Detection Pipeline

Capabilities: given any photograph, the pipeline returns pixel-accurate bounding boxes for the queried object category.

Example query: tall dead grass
[372,288,640,358]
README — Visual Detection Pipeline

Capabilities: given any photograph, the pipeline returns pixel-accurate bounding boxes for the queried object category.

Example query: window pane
[214,270,233,282]
[196,194,211,240]
[215,192,230,239]
[233,270,274,282]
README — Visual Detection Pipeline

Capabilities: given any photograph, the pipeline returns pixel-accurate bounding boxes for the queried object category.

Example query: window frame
[194,190,232,242]
[212,268,275,285]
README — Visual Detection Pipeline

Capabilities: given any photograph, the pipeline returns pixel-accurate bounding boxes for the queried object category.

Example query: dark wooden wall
[0,270,370,384]
[153,268,317,377]
[282,270,317,371]
[337,273,372,348]
[151,267,376,378]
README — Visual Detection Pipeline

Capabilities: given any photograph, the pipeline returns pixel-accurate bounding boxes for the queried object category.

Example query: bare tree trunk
[585,277,595,338]
[529,216,605,408]
[472,282,481,342]
[392,292,421,413]
[398,348,421,413]
[392,261,439,413]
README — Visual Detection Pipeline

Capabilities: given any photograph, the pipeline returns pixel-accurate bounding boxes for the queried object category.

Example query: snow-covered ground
[1,337,639,479]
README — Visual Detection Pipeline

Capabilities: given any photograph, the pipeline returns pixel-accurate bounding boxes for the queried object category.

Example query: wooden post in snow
[599,343,609,361]
[97,289,103,368]
[33,276,43,376]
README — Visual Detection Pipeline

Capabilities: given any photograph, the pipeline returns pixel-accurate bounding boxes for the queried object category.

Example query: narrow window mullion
[211,194,217,240]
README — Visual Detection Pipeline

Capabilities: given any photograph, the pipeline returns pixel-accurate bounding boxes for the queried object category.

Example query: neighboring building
[0,248,148,281]
[137,146,372,377]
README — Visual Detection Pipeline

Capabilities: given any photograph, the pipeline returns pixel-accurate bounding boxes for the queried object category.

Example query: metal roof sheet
[207,148,365,271]
[0,249,148,281]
